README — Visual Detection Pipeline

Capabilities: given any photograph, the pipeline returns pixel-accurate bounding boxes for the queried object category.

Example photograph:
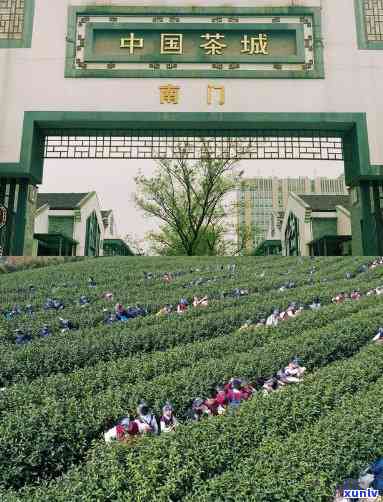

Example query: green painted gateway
[0,1,382,255]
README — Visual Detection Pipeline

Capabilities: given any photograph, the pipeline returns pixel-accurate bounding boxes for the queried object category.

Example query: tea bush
[0,256,381,499]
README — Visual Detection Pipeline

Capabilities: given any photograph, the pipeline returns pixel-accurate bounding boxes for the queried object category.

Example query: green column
[359,182,377,255]
[372,183,383,254]
[13,180,28,256]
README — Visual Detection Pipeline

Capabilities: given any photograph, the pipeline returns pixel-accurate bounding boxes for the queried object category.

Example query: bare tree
[134,140,245,256]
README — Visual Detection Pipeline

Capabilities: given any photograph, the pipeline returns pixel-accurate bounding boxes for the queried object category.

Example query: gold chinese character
[159,84,180,104]
[200,33,227,55]
[207,85,225,105]
[241,34,269,55]
[120,33,144,54]
[161,34,183,54]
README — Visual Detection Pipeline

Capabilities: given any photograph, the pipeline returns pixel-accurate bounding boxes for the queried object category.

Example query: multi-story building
[281,193,352,256]
[237,176,347,251]
[101,210,133,256]
[34,192,105,256]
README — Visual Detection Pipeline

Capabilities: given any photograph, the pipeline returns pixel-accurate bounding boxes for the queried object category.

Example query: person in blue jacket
[15,328,32,345]
[363,457,383,492]
[39,325,52,338]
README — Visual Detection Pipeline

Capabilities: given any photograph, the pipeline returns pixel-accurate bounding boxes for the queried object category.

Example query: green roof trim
[34,233,78,245]
[37,193,90,210]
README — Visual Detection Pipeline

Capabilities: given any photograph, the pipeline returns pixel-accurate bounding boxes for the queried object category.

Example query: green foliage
[0,256,381,500]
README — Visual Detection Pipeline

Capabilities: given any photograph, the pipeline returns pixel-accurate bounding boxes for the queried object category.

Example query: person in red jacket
[215,384,228,406]
[104,417,139,443]
[214,384,228,414]
[186,398,212,421]
[350,289,361,300]
[204,397,220,416]
[177,298,188,314]
[241,379,256,400]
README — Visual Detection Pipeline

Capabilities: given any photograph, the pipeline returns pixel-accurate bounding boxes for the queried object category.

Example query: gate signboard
[0,205,6,230]
[66,7,324,79]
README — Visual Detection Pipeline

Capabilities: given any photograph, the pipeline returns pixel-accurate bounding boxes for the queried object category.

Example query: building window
[0,0,34,48]
[355,0,383,49]
[285,213,300,256]
[0,178,23,255]
[85,211,101,257]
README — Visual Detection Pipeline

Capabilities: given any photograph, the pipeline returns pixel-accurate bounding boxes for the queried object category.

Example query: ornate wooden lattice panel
[0,0,24,40]
[363,0,383,41]
[44,131,344,161]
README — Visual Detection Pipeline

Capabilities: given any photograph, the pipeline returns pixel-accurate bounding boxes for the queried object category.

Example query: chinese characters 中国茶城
[120,33,269,56]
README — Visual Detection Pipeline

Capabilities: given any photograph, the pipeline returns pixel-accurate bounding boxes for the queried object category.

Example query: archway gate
[0,111,382,255]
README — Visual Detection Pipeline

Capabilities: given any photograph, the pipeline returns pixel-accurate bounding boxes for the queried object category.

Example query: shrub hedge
[6,342,383,501]
[0,304,381,490]
[1,263,382,386]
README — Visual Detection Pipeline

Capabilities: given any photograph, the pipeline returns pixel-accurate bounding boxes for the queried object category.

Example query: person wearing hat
[88,277,97,288]
[350,290,361,301]
[79,296,90,307]
[59,318,79,334]
[372,327,383,345]
[25,304,34,316]
[214,384,228,414]
[226,379,245,410]
[241,379,256,400]
[186,398,211,421]
[160,402,178,433]
[115,303,129,321]
[286,303,299,318]
[289,358,306,377]
[177,298,189,314]
[104,417,137,443]
[39,325,52,338]
[14,328,32,345]
[277,360,305,384]
[135,402,159,435]
[266,309,279,327]
[262,376,281,395]
[309,297,321,310]
[204,397,220,416]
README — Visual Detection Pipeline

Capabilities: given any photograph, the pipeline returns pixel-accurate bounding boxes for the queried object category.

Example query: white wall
[336,206,352,236]
[281,194,313,256]
[0,0,383,168]
[73,193,105,256]
[34,205,49,233]
[34,195,105,255]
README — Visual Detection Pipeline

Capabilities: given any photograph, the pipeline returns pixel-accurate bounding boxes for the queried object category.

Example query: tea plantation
[0,256,382,501]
